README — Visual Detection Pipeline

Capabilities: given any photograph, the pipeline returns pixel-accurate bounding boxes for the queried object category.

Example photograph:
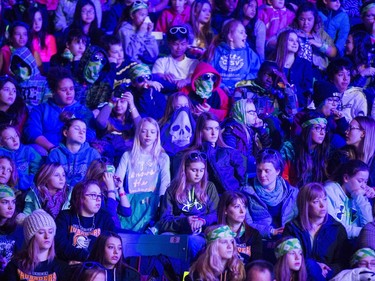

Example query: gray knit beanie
[23,209,56,244]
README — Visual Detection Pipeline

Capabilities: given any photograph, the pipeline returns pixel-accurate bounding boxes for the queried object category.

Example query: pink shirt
[31,34,57,63]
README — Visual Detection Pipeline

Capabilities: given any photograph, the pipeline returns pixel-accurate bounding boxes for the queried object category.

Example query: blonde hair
[353,116,375,164]
[189,225,246,281]
[130,118,164,165]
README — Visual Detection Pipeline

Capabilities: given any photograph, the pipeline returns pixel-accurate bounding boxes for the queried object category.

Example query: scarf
[194,77,214,99]
[254,176,285,206]
[39,186,68,219]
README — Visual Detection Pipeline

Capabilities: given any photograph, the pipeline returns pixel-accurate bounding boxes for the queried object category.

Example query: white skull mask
[169,110,192,147]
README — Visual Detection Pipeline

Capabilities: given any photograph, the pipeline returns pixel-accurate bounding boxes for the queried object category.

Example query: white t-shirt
[152,55,198,80]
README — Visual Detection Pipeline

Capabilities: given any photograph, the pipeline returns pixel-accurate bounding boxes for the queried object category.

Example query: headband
[275,238,302,259]
[301,117,327,128]
[130,1,148,14]
[128,63,151,80]
[351,248,375,266]
[362,3,375,16]
[0,184,15,199]
[206,225,236,243]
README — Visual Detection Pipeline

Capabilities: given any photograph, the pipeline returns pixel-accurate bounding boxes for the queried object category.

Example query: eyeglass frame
[188,152,208,161]
[135,74,152,83]
[346,125,364,132]
[85,193,103,200]
[312,124,328,133]
[169,26,188,34]
[201,73,217,82]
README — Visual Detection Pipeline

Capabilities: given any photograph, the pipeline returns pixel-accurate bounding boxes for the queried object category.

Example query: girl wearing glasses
[116,0,159,64]
[205,19,261,94]
[4,209,72,280]
[183,61,229,121]
[16,162,71,224]
[325,160,372,239]
[67,0,104,47]
[0,75,28,134]
[157,150,219,235]
[55,179,115,263]
[283,183,349,280]
[282,110,330,187]
[217,191,263,265]
[345,116,375,186]
[115,117,170,233]
[47,116,101,187]
[186,224,246,281]
[86,232,140,281]
[222,98,271,178]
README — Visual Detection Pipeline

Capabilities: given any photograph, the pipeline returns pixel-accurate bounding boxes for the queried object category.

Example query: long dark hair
[332,159,369,186]
[349,30,372,68]
[292,2,322,33]
[26,6,49,49]
[71,0,99,36]
[70,179,101,213]
[295,111,330,187]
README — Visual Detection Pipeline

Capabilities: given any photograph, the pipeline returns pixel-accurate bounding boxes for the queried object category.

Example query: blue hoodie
[210,42,261,92]
[0,144,42,191]
[47,142,100,187]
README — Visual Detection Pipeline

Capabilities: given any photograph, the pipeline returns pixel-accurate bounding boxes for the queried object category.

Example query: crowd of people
[1,0,375,279]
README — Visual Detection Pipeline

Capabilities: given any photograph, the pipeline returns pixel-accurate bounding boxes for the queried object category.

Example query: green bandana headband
[351,248,375,266]
[0,185,15,199]
[232,99,248,126]
[130,1,148,14]
[301,117,327,128]
[129,63,151,81]
[206,225,236,243]
[275,238,302,259]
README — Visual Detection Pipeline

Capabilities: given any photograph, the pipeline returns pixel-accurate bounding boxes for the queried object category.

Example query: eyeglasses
[346,125,363,132]
[357,261,375,267]
[136,75,152,83]
[312,125,327,133]
[246,110,257,116]
[85,193,103,200]
[326,97,340,104]
[189,152,207,161]
[92,52,106,63]
[169,26,188,34]
[201,73,217,82]
[81,9,95,15]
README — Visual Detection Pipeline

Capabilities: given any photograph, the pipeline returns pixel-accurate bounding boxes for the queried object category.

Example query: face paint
[194,77,214,99]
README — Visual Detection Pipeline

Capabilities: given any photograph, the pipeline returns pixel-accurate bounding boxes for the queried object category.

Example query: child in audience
[0,185,23,278]
[0,21,29,76]
[17,163,72,222]
[187,0,214,59]
[115,118,170,232]
[0,76,28,133]
[236,0,266,60]
[258,0,295,41]
[85,159,131,228]
[27,6,57,72]
[325,160,373,239]
[9,46,51,109]
[68,0,105,47]
[317,0,350,56]
[157,150,219,237]
[87,232,140,281]
[217,191,263,265]
[55,179,115,262]
[23,67,96,156]
[4,209,71,280]
[0,156,18,191]
[0,125,42,192]
[186,224,246,281]
[205,19,261,93]
[128,63,166,120]
[116,1,159,64]
[47,117,101,187]
[152,25,199,91]
[246,260,275,281]
[274,237,307,281]
[155,0,190,33]
[284,183,349,280]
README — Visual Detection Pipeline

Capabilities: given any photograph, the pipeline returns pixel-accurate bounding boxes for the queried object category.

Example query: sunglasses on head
[136,75,152,83]
[92,52,106,63]
[169,26,188,34]
[189,152,207,161]
[201,73,217,82]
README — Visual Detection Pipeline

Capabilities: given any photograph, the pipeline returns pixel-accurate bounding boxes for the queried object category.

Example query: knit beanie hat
[23,209,56,244]
[313,81,340,107]
[0,185,15,199]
